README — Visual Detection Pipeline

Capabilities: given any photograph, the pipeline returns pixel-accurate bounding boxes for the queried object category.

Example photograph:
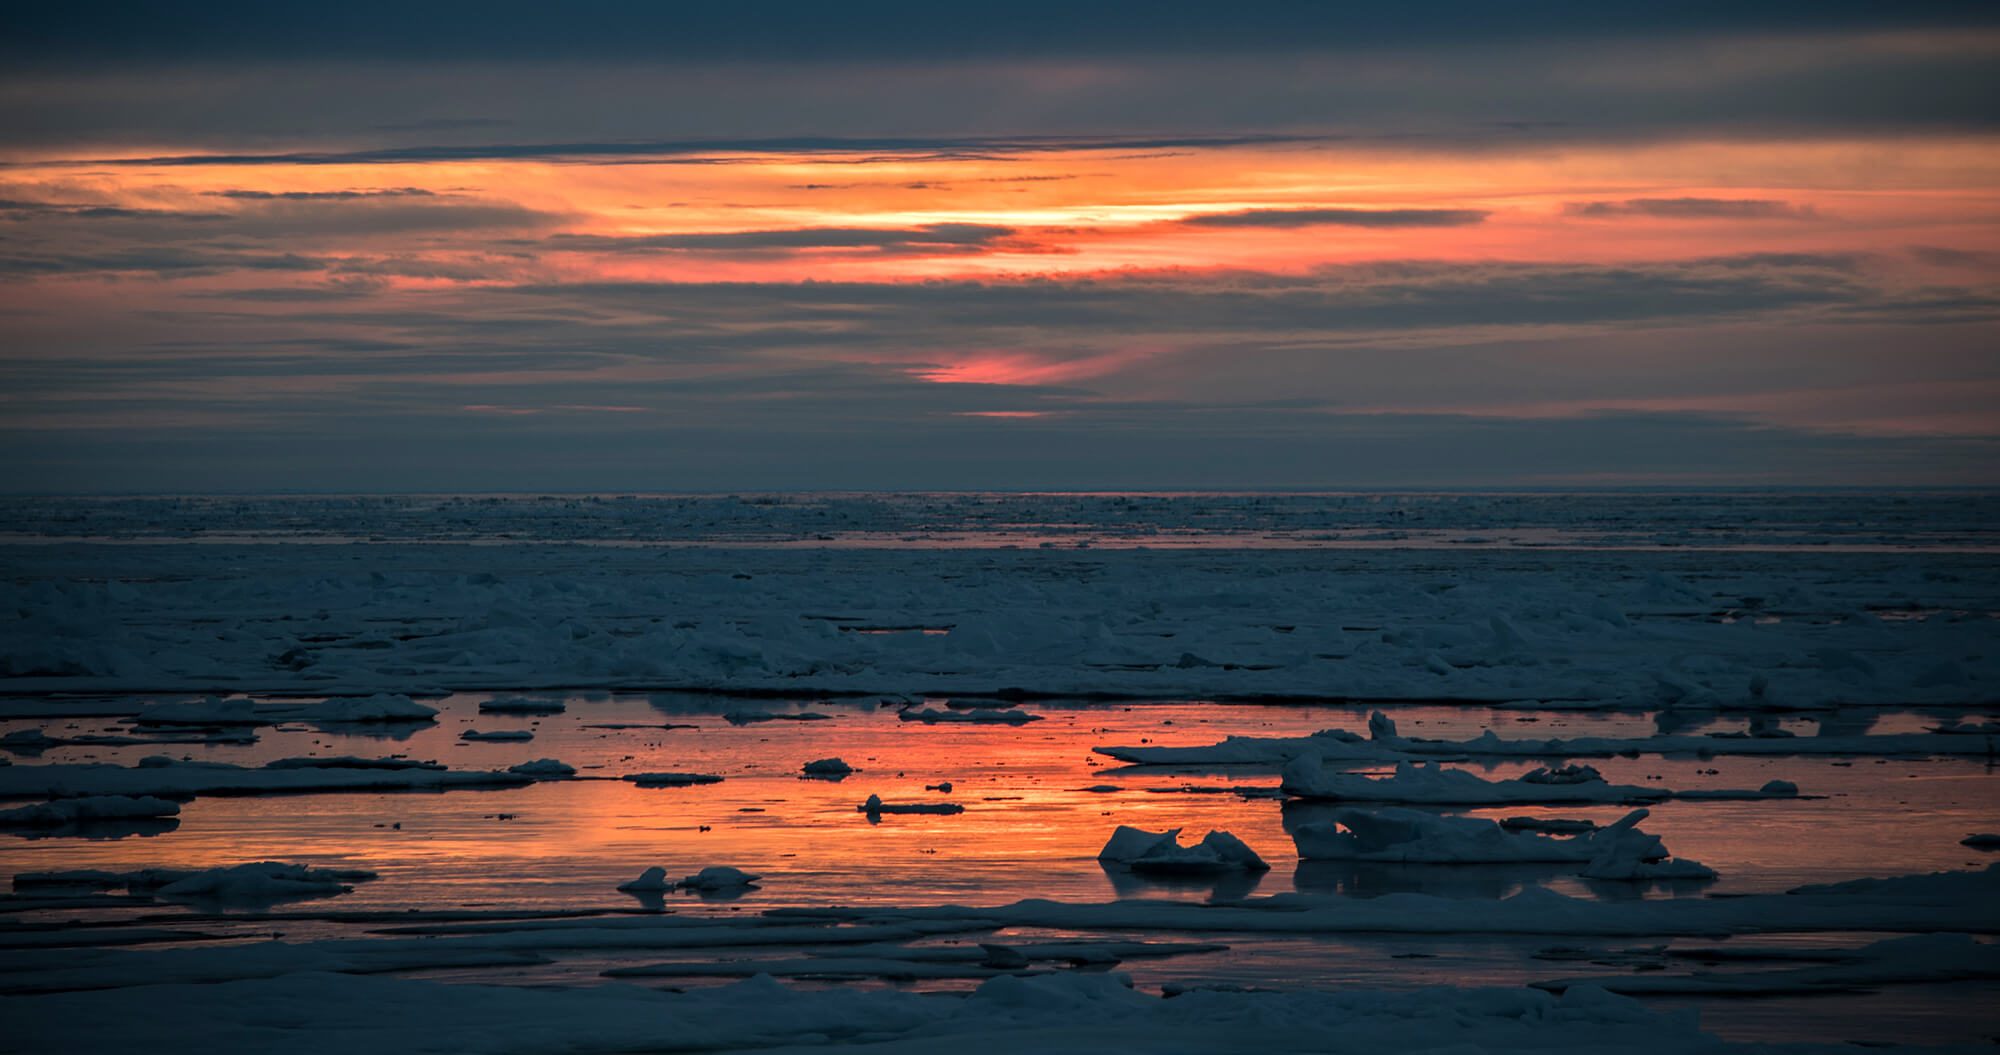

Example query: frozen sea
[2,492,1996,1053]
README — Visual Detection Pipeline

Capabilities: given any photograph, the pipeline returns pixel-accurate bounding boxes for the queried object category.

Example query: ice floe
[1281,757,1665,804]
[1098,710,1999,765]
[678,866,760,891]
[1289,806,1668,866]
[506,758,575,778]
[897,706,1042,724]
[131,694,439,726]
[861,794,964,816]
[476,696,567,714]
[149,862,377,906]
[1098,826,1270,874]
[622,771,724,787]
[0,794,180,827]
[458,728,533,741]
[1533,933,1998,995]
[617,867,670,893]
[0,758,529,798]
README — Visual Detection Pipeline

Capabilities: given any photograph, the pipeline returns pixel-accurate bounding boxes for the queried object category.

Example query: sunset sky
[4,3,1997,491]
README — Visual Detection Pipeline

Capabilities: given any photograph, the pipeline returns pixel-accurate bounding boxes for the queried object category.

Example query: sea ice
[459,729,534,741]
[678,866,761,890]
[0,758,530,798]
[1097,826,1270,873]
[617,867,670,892]
[478,696,567,714]
[623,771,724,787]
[131,693,439,726]
[860,794,964,815]
[1289,806,1669,865]
[507,759,576,778]
[0,794,181,827]
[1535,933,1998,995]
[802,757,854,776]
[896,707,1041,724]
[1098,712,1997,765]
[265,756,445,770]
[149,861,377,905]
[1280,756,1665,805]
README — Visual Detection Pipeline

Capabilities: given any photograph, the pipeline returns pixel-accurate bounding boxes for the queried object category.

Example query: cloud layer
[2,8,1996,490]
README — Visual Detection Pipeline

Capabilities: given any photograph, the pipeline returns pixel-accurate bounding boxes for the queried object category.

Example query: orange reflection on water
[3,696,1994,922]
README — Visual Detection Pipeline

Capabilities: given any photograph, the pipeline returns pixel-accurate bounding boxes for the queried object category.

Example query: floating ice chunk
[265,756,445,771]
[978,943,1031,969]
[1759,779,1799,795]
[136,755,247,770]
[724,709,831,725]
[1098,825,1183,863]
[132,694,439,726]
[1098,826,1269,874]
[1536,933,1999,995]
[860,794,964,815]
[1961,833,2000,849]
[897,707,1041,724]
[0,794,181,827]
[624,772,723,787]
[289,694,440,722]
[1576,855,1718,881]
[679,866,761,890]
[617,867,670,892]
[152,861,376,904]
[802,758,854,776]
[1367,711,1397,740]
[460,729,534,742]
[131,696,264,725]
[1188,830,1268,871]
[1932,718,2000,734]
[1294,807,1670,866]
[478,696,567,714]
[1580,816,1718,881]
[1100,723,2000,765]
[1500,817,1598,834]
[0,759,529,798]
[508,759,576,778]
[1520,764,1603,785]
[1281,755,1664,804]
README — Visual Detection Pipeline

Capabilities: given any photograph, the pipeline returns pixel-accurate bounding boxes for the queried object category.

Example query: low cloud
[547,223,1016,253]
[1564,198,1820,220]
[1182,207,1489,229]
[0,247,326,276]
[205,188,437,200]
[1910,246,2000,269]
[0,198,227,221]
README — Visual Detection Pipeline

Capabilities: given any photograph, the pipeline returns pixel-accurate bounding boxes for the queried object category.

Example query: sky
[3,2,1997,492]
